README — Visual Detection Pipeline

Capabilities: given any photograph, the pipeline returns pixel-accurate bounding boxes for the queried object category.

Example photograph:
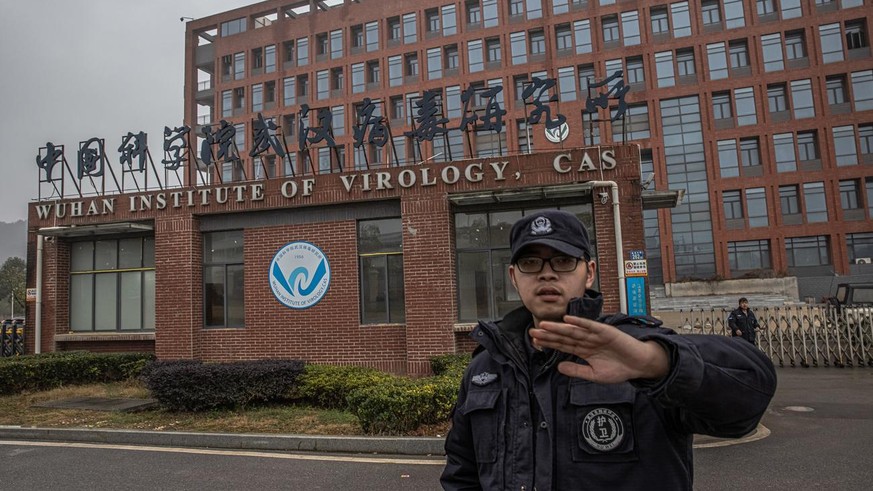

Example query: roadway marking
[694,424,771,449]
[0,440,445,465]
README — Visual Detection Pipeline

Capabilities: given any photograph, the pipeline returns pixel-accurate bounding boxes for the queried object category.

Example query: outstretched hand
[529,315,670,384]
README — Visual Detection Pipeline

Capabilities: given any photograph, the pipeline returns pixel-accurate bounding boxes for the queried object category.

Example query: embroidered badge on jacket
[471,372,498,386]
[582,407,625,451]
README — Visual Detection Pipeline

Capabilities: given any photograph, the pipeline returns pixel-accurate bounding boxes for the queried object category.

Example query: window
[781,0,802,18]
[221,18,246,36]
[851,70,873,111]
[283,77,296,106]
[819,23,844,63]
[729,240,771,271]
[405,53,419,77]
[729,39,750,68]
[331,105,345,136]
[297,37,309,66]
[761,33,784,72]
[707,42,728,80]
[367,60,380,85]
[701,1,721,26]
[785,31,806,60]
[316,33,329,58]
[712,92,733,120]
[840,180,861,210]
[724,0,745,29]
[734,87,757,126]
[790,79,815,119]
[509,0,524,17]
[466,0,481,25]
[803,182,828,222]
[622,11,641,46]
[522,31,542,58]
[767,84,788,113]
[70,237,155,331]
[676,49,695,76]
[868,178,873,215]
[757,0,775,15]
[358,218,405,324]
[403,13,417,43]
[651,7,669,35]
[846,20,868,50]
[671,2,692,38]
[780,185,800,215]
[483,0,498,27]
[526,0,543,19]
[826,75,848,105]
[602,16,620,44]
[833,126,858,166]
[234,52,245,80]
[847,233,873,263]
[445,45,459,70]
[577,64,595,95]
[611,103,650,140]
[740,138,761,167]
[556,24,573,51]
[718,139,739,177]
[443,5,458,35]
[365,21,379,52]
[773,133,797,172]
[388,17,401,41]
[860,124,873,155]
[558,66,577,101]
[467,39,485,73]
[746,187,769,227]
[723,190,743,219]
[427,48,442,79]
[655,51,675,87]
[455,206,594,322]
[626,56,645,85]
[426,8,440,32]
[222,90,232,117]
[265,45,276,73]
[252,83,263,111]
[330,30,343,59]
[786,236,830,267]
[352,63,365,93]
[574,20,592,54]
[352,25,364,49]
[316,71,329,100]
[203,231,244,328]
[510,31,527,64]
[389,56,402,86]
[486,37,502,63]
[796,131,819,161]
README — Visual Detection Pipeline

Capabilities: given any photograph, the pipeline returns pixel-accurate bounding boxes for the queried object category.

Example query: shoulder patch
[471,372,498,386]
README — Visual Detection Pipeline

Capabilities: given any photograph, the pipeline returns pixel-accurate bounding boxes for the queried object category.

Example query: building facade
[184,0,873,297]
[24,0,873,372]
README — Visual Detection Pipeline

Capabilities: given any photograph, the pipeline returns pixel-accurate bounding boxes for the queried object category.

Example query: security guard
[441,210,776,490]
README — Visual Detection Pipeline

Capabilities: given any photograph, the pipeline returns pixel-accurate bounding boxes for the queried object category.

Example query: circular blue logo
[269,241,331,309]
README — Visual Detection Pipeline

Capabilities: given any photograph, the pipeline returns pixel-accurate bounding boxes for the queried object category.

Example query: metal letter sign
[162,125,190,171]
[249,113,287,159]
[118,132,148,172]
[405,90,450,142]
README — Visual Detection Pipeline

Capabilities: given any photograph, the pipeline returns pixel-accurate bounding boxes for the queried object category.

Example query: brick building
[25,0,873,372]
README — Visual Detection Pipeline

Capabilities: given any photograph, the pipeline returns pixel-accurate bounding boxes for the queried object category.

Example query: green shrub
[140,359,305,411]
[430,353,471,377]
[295,364,395,410]
[347,375,461,434]
[0,352,154,395]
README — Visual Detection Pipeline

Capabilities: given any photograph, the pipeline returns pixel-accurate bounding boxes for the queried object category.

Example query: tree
[0,257,25,311]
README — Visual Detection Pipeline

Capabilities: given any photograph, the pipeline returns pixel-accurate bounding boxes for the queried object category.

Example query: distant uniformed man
[729,297,762,344]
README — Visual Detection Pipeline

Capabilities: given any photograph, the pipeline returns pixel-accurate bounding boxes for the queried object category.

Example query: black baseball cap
[509,210,592,264]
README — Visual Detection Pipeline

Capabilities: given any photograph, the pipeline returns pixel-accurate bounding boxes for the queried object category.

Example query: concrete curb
[0,426,447,456]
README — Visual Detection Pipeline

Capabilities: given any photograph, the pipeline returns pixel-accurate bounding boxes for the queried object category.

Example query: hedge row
[0,352,154,395]
[294,355,472,434]
[139,359,305,411]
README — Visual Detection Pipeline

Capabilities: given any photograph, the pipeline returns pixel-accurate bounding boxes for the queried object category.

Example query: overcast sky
[0,0,256,223]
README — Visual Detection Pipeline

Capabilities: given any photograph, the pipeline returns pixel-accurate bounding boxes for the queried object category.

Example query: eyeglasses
[515,255,581,274]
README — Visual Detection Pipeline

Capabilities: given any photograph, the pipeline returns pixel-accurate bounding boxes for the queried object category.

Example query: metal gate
[671,306,873,368]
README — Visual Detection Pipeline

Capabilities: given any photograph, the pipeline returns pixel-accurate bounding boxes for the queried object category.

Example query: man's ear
[585,260,597,289]
[509,265,519,290]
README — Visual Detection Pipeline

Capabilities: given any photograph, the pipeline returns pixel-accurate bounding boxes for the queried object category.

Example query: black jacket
[441,292,776,491]
[728,307,760,343]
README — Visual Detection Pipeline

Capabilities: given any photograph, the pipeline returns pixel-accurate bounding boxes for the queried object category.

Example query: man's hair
[738,297,748,305]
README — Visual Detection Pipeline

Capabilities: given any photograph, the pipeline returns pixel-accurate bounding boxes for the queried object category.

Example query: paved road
[3,368,872,490]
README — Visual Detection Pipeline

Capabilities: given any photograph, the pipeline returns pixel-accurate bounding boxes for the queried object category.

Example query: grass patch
[0,381,368,436]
